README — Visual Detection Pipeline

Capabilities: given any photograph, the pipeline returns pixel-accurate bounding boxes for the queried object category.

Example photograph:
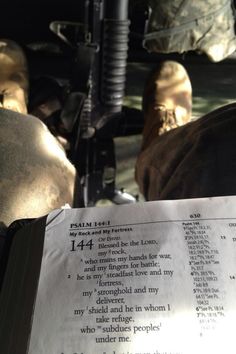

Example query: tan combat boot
[141,61,192,150]
[0,39,29,114]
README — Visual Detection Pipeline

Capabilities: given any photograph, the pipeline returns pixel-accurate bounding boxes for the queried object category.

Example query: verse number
[190,213,201,219]
[70,239,94,252]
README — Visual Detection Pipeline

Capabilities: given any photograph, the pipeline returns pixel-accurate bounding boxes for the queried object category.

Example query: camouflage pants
[135,103,236,200]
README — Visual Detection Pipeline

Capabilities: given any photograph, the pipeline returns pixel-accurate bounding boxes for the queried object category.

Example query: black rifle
[57,0,141,206]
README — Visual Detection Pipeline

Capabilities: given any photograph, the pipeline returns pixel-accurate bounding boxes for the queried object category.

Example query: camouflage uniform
[144,0,236,62]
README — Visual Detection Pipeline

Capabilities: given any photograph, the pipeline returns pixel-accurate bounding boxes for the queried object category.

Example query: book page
[28,197,236,354]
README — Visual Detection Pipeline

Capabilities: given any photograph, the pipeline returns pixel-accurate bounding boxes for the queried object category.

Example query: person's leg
[0,108,76,228]
[0,39,28,114]
[0,40,76,227]
[135,61,236,201]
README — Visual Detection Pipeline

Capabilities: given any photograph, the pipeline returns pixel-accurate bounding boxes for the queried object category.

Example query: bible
[0,196,236,354]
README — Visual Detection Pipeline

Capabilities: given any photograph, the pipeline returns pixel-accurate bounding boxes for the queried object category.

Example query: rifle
[51,0,142,207]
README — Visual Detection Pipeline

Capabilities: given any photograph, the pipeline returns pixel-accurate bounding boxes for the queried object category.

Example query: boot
[0,39,28,114]
[141,61,192,150]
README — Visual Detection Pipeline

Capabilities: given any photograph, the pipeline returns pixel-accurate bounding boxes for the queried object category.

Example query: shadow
[0,218,35,291]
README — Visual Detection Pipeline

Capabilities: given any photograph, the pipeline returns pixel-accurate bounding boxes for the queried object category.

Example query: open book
[0,196,236,354]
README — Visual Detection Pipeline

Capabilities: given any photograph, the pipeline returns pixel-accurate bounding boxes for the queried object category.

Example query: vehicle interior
[1,0,236,207]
